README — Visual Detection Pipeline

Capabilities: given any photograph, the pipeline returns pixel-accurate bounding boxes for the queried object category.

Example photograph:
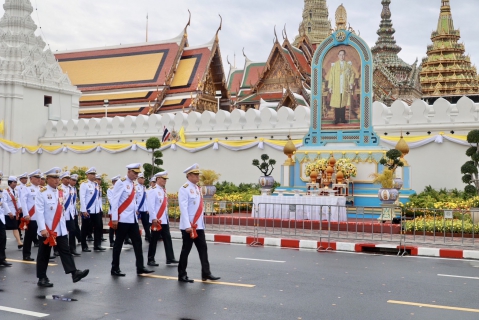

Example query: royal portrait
[321,45,361,130]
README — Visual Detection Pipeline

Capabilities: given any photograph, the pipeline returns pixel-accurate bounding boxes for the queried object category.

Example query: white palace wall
[1,98,478,193]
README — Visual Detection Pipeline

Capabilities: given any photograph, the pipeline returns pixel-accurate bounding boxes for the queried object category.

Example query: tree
[461,129,479,196]
[252,154,276,176]
[143,137,163,183]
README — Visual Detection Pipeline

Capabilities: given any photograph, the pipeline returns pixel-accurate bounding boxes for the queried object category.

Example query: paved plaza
[1,238,479,319]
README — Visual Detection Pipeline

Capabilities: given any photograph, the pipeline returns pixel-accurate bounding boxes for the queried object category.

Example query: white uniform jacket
[135,184,148,212]
[79,180,101,214]
[110,177,138,223]
[35,186,68,237]
[71,187,78,216]
[0,188,11,225]
[16,183,27,208]
[147,186,169,225]
[3,186,20,215]
[107,187,114,211]
[20,184,40,221]
[178,181,204,230]
[59,184,75,220]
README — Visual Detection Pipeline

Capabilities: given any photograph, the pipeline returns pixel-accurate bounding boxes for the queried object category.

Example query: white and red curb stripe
[169,231,479,260]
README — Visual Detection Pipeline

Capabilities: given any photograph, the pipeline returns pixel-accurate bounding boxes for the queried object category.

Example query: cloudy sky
[4,0,479,74]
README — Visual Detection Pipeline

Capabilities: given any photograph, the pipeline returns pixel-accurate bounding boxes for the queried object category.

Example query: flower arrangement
[199,169,221,186]
[335,158,357,178]
[305,159,328,176]
[370,149,404,188]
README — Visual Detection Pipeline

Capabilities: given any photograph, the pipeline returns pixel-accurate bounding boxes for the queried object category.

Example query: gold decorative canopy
[335,4,347,30]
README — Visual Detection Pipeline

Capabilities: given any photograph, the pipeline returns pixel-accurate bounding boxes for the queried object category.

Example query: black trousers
[81,213,102,249]
[37,235,76,278]
[0,220,6,261]
[178,229,211,278]
[139,211,151,240]
[66,219,77,252]
[73,215,81,242]
[111,222,144,270]
[23,220,38,258]
[148,224,175,262]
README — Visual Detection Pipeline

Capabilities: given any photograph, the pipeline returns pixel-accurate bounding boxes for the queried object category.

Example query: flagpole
[146,13,148,42]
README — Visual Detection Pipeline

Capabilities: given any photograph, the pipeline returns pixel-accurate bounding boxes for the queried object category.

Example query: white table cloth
[252,195,347,222]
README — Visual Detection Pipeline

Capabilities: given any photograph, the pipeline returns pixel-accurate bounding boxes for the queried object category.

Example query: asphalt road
[1,238,479,320]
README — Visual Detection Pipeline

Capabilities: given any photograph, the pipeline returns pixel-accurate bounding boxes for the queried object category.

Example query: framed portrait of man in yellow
[321,45,361,130]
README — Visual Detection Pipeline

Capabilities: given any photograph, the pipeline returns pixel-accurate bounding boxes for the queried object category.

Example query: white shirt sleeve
[178,187,191,229]
[35,190,46,233]
[79,182,87,212]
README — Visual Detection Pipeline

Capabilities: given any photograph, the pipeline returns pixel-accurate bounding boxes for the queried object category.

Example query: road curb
[169,231,479,260]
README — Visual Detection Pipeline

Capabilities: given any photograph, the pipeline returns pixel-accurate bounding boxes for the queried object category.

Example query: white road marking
[0,306,49,318]
[438,274,479,280]
[235,257,285,263]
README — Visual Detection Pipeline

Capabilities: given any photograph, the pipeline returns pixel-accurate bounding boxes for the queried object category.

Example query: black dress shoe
[37,277,53,287]
[137,267,154,275]
[72,269,89,283]
[82,248,91,252]
[101,238,107,242]
[202,274,221,281]
[124,240,133,245]
[166,259,179,265]
[71,251,81,256]
[23,257,34,262]
[178,276,194,283]
[111,269,125,277]
[0,260,12,267]
[94,247,106,252]
[18,244,23,249]
[147,261,159,267]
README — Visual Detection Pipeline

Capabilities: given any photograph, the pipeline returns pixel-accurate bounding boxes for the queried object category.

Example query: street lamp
[104,99,109,117]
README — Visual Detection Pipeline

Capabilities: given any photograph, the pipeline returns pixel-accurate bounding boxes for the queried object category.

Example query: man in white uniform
[147,171,178,266]
[69,174,81,245]
[110,163,153,277]
[20,169,42,261]
[16,172,28,241]
[3,176,23,248]
[79,167,105,252]
[59,172,80,256]
[0,171,12,266]
[136,173,151,243]
[177,164,220,283]
[107,175,120,247]
[35,168,89,287]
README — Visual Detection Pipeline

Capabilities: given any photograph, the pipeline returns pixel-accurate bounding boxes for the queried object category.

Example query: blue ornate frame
[303,30,379,147]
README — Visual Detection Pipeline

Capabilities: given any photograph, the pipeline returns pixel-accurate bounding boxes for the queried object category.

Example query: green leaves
[143,137,163,183]
[252,154,276,176]
[466,129,479,144]
[146,137,161,150]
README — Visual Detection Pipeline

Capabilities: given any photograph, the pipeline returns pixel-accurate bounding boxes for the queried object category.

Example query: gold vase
[336,171,344,184]
[310,170,318,183]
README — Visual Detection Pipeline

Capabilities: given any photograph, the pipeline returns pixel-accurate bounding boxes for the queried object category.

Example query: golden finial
[395,132,410,166]
[335,4,347,30]
[283,136,297,166]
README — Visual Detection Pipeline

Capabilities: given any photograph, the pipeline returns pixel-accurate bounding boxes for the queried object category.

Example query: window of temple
[309,10,312,19]
[44,95,52,107]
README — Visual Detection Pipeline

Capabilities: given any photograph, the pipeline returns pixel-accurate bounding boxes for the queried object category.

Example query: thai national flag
[162,127,171,142]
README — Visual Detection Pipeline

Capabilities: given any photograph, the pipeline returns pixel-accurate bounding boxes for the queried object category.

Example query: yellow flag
[0,120,4,136]
[179,126,186,143]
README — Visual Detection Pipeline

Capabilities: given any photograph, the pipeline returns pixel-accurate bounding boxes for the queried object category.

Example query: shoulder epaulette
[40,187,47,192]
[26,182,32,187]
[57,185,63,191]
[183,183,189,188]
[121,178,126,182]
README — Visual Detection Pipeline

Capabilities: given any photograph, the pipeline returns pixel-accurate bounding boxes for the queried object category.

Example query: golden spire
[283,137,297,166]
[335,4,347,30]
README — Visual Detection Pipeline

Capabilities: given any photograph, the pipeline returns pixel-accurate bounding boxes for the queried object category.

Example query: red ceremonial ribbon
[152,193,167,232]
[19,217,29,230]
[109,183,135,227]
[43,189,63,247]
[6,189,20,218]
[190,186,204,240]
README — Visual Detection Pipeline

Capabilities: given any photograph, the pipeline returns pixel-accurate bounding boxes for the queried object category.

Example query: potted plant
[371,149,404,204]
[335,158,357,183]
[252,154,276,192]
[461,129,479,223]
[199,169,221,199]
